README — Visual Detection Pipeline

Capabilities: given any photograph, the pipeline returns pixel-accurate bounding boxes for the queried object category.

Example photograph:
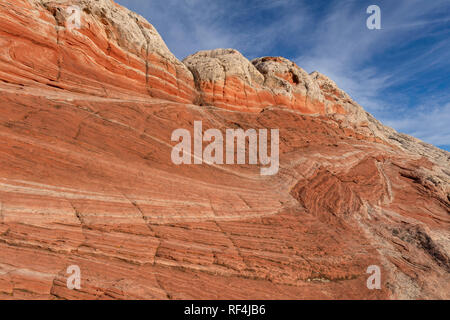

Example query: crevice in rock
[68,200,85,226]
[0,201,4,224]
[131,14,153,98]
[208,196,250,272]
[221,64,227,101]
[66,199,89,254]
[115,187,155,235]
[238,194,252,209]
[393,225,450,272]
[185,64,205,106]
[154,272,172,300]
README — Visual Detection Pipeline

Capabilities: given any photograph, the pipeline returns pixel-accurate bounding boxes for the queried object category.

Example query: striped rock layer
[0,0,449,299]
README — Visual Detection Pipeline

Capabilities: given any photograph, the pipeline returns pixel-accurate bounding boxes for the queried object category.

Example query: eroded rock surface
[0,0,448,299]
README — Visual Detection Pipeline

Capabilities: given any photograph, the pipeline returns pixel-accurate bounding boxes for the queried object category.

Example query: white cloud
[384,103,450,147]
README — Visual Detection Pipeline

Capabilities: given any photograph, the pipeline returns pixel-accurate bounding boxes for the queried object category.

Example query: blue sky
[116,0,450,151]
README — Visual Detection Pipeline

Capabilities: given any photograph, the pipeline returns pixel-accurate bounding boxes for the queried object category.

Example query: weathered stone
[0,0,448,300]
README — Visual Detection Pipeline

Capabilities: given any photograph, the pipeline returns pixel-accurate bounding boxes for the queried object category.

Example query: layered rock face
[0,0,449,299]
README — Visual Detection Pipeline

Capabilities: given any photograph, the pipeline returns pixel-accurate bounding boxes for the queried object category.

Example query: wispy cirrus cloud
[384,103,450,147]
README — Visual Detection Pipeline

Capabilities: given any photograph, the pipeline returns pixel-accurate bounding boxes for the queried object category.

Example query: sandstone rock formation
[0,0,448,299]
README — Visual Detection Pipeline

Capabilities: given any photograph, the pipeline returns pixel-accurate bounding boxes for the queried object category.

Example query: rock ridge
[0,0,448,300]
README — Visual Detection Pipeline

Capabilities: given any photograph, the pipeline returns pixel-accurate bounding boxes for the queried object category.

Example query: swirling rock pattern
[0,0,448,299]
